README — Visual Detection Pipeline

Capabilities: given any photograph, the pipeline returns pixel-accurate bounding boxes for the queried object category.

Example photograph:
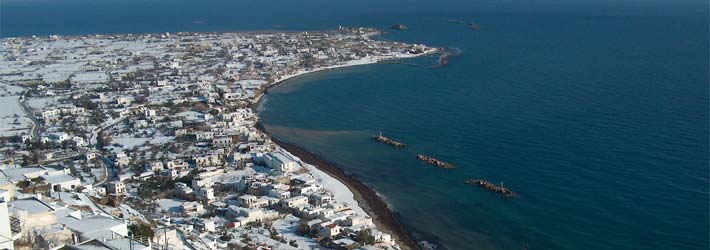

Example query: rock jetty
[373,132,406,148]
[416,154,455,169]
[466,179,513,197]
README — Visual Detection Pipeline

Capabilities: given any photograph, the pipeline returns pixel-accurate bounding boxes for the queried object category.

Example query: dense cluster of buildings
[0,28,433,249]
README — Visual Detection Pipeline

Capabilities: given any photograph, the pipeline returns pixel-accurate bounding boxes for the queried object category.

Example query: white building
[281,195,309,209]
[105,238,150,250]
[194,154,221,167]
[106,181,126,194]
[147,161,164,173]
[117,97,131,106]
[346,215,374,227]
[45,173,81,192]
[115,153,130,167]
[197,218,216,232]
[263,152,299,172]
[195,187,215,202]
[167,159,189,170]
[175,182,194,197]
[310,192,333,205]
[65,215,128,241]
[181,202,204,215]
[42,109,61,122]
[212,136,233,147]
[195,131,215,141]
[152,227,184,250]
[0,200,13,250]
[318,223,343,238]
[85,152,97,161]
[8,198,57,232]
[228,206,278,225]
[144,109,157,117]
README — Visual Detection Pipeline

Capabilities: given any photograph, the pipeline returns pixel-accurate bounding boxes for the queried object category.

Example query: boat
[416,154,455,169]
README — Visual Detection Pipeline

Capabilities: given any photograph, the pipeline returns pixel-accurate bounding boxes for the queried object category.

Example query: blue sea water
[2,0,708,249]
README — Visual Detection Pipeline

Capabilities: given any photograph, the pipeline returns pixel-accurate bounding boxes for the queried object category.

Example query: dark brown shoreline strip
[255,122,420,250]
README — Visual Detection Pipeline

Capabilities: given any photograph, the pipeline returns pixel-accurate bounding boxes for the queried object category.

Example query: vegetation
[16,180,31,188]
[296,222,317,237]
[129,223,155,239]
[219,233,233,241]
[30,176,45,183]
[356,229,376,245]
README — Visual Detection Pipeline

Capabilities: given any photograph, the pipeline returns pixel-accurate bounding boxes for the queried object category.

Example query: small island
[390,24,409,30]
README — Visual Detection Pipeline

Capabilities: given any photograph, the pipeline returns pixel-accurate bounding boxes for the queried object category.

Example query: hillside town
[0,28,434,250]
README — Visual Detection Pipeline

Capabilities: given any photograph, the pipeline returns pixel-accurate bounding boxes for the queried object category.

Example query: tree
[356,229,376,245]
[31,176,45,183]
[16,180,30,188]
[219,233,233,242]
[296,222,310,236]
[129,223,155,239]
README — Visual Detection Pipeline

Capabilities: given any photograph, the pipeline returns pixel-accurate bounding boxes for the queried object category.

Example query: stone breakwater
[373,132,407,148]
[466,179,514,198]
[416,154,456,169]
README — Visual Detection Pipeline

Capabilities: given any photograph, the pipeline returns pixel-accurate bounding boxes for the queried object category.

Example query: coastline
[251,49,436,250]
[251,50,434,108]
[255,123,420,250]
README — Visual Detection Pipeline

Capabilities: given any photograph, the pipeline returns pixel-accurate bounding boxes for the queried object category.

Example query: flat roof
[65,215,124,234]
[44,173,79,184]
[10,198,54,215]
[1,167,45,181]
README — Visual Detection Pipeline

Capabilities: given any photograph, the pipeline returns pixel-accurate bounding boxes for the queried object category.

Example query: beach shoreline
[255,122,420,250]
[251,48,436,250]
[252,50,435,109]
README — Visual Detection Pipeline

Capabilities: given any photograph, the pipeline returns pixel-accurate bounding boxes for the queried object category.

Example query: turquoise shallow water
[3,0,708,249]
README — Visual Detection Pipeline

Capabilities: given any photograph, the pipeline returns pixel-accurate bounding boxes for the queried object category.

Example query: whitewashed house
[263,152,299,172]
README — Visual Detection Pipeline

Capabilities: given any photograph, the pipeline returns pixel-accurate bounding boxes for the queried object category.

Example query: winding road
[18,91,40,140]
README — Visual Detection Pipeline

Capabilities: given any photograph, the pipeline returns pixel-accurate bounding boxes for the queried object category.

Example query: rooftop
[9,198,54,215]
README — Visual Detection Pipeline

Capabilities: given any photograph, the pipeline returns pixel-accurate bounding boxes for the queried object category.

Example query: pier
[466,179,513,197]
[416,154,455,169]
[373,132,406,148]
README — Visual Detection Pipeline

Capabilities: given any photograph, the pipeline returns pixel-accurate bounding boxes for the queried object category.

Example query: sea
[2,0,708,249]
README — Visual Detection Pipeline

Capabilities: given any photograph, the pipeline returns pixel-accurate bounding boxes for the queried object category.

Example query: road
[18,91,40,140]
